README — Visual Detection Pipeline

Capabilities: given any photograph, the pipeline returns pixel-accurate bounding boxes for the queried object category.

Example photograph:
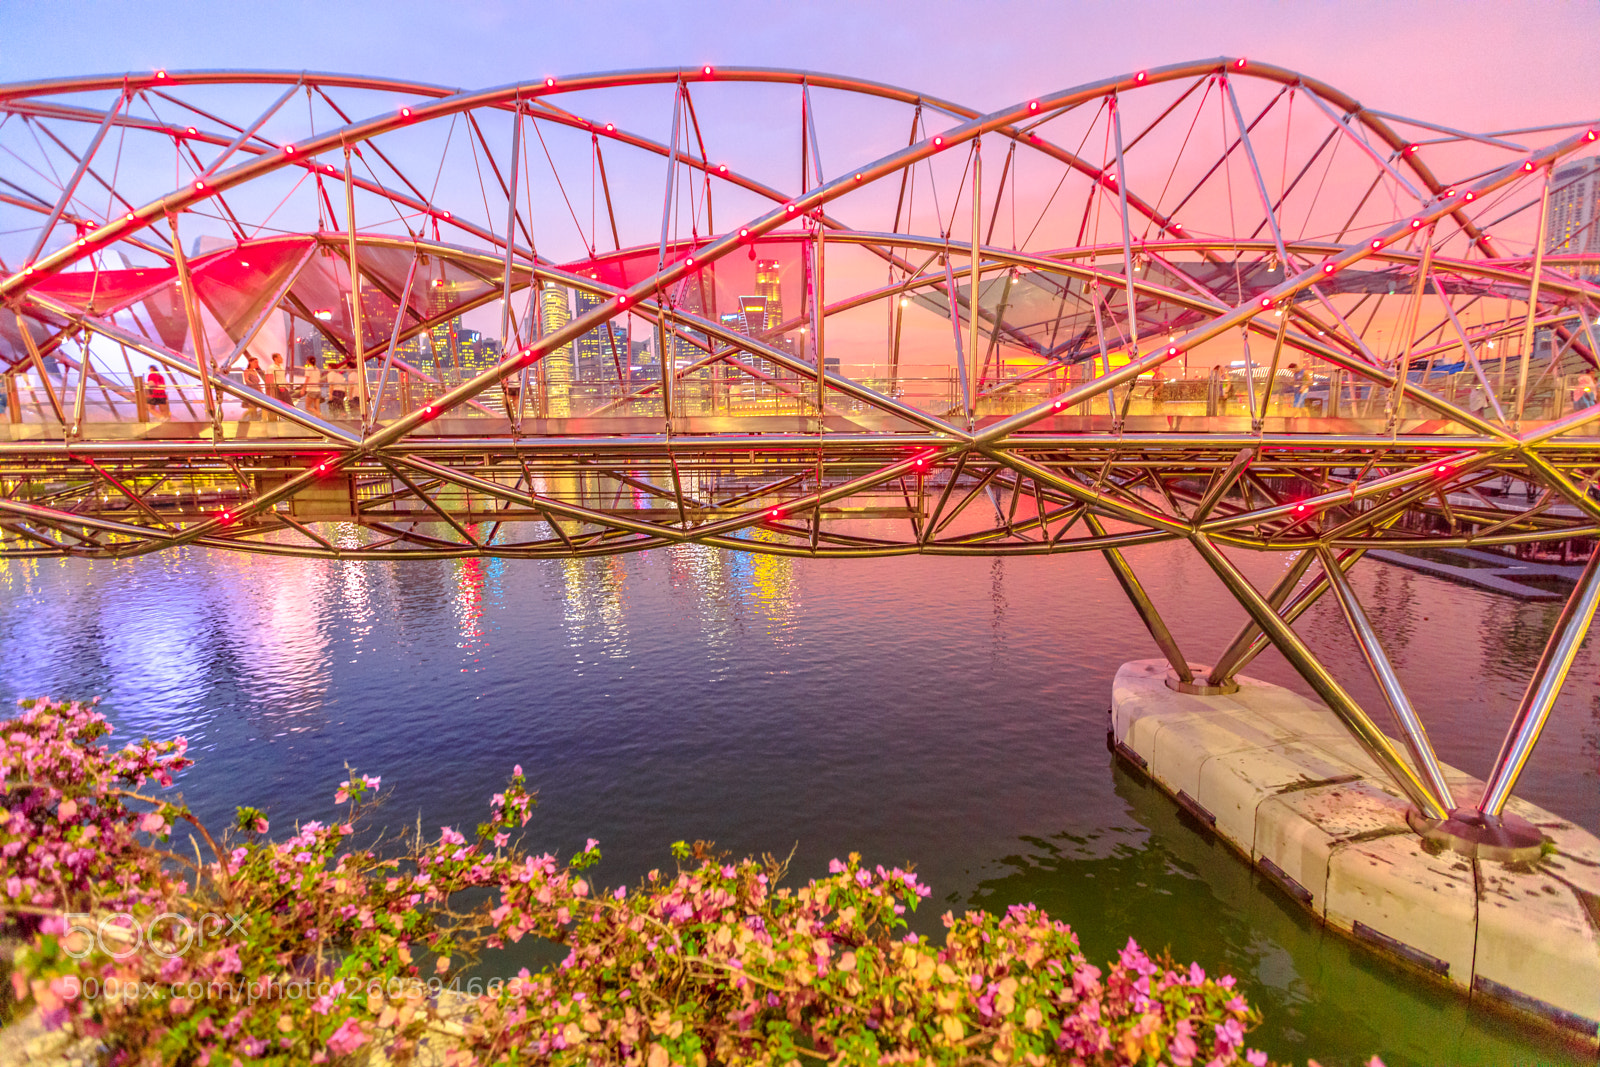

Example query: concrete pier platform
[1110,659,1600,1043]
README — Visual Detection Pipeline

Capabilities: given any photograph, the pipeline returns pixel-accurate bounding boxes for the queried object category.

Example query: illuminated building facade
[1546,157,1600,279]
[540,284,574,416]
[572,287,629,384]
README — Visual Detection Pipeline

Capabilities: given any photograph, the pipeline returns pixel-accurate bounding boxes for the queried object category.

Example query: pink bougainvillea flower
[325,1018,369,1055]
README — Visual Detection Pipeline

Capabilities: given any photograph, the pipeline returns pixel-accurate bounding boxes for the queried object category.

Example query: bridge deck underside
[1,425,1594,561]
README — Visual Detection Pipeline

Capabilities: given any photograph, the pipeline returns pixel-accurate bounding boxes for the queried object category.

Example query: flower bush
[2,697,1296,1066]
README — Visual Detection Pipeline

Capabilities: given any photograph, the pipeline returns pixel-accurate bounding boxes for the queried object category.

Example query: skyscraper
[1546,157,1600,279]
[667,274,711,375]
[754,259,783,327]
[572,287,621,383]
[540,284,574,416]
[425,280,462,379]
[738,296,768,334]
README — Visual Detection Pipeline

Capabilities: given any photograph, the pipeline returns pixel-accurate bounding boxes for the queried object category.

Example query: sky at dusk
[2,0,1595,133]
[2,1,1595,374]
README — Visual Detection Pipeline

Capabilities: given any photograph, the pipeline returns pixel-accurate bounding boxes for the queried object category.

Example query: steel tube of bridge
[1515,166,1553,427]
[1317,545,1455,812]
[1191,533,1449,821]
[1479,546,1600,817]
[1207,547,1315,685]
[1191,448,1254,523]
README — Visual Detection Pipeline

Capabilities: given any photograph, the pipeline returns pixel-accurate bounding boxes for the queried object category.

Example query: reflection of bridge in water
[3,62,1600,907]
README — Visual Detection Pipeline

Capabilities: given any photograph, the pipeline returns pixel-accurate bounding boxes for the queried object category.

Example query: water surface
[1,540,1595,1066]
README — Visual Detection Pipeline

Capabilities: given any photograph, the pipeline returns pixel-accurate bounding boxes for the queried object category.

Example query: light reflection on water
[0,541,1595,1067]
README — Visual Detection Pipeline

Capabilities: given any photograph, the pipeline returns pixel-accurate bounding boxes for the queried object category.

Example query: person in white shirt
[267,353,291,421]
[328,361,348,417]
[300,355,323,416]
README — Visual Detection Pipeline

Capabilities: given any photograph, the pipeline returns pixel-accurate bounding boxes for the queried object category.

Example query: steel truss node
[2,61,1598,822]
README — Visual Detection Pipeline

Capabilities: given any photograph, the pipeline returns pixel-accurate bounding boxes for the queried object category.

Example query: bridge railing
[1,365,1588,432]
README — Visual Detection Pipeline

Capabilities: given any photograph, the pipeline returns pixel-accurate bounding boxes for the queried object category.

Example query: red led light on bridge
[605,123,615,132]
[155,70,166,79]
[1234,58,1247,69]
[1028,101,1040,111]
[400,108,411,118]
[769,509,781,519]
[932,136,943,147]
[284,144,295,155]
[1370,238,1384,249]
[1259,297,1272,308]
[193,180,206,191]
[1464,191,1476,201]
[185,126,197,135]
[1523,161,1536,172]
[1410,219,1424,229]
[1322,263,1336,274]
[1167,346,1179,356]
[545,77,555,87]
[702,66,713,75]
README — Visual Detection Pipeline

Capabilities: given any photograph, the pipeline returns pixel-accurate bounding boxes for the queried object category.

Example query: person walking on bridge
[241,356,265,422]
[267,354,291,421]
[327,360,349,418]
[300,355,323,417]
[144,365,168,421]
[1572,372,1596,412]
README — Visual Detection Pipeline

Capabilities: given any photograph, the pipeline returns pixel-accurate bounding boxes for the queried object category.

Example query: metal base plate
[1408,807,1547,864]
[1165,665,1239,696]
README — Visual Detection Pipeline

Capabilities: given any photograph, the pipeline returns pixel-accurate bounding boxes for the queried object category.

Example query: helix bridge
[2,59,1600,834]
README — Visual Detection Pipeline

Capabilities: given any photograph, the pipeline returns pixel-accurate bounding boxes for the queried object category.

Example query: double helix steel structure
[2,60,1599,828]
